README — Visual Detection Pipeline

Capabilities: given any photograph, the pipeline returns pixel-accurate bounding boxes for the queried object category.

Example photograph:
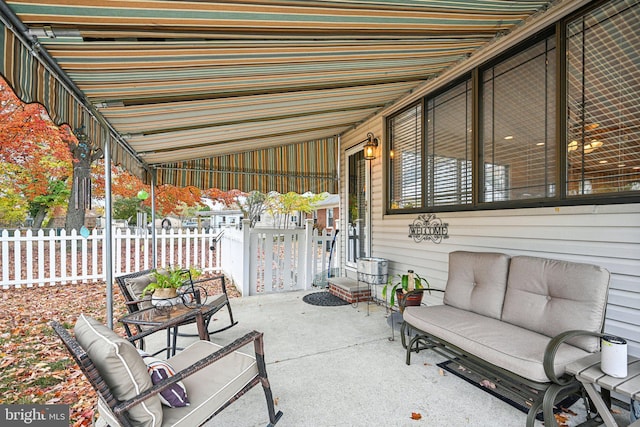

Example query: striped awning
[1,0,555,193]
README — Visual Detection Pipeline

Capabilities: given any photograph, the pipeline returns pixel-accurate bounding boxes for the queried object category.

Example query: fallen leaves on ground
[0,273,238,426]
[554,412,570,426]
[410,412,422,420]
[438,368,446,376]
[479,379,497,389]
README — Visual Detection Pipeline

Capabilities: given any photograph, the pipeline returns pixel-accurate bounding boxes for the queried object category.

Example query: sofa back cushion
[124,274,154,310]
[501,256,610,352]
[443,251,511,319]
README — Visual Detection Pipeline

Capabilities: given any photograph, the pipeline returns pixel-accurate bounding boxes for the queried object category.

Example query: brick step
[328,277,371,304]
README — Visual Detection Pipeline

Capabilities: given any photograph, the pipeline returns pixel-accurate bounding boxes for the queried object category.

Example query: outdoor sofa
[401,251,611,426]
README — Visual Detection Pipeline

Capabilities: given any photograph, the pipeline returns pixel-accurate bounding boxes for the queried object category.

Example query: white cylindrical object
[601,335,627,378]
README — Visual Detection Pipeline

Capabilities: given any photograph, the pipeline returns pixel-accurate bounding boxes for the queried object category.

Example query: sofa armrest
[543,329,604,385]
[114,330,264,415]
[124,298,151,306]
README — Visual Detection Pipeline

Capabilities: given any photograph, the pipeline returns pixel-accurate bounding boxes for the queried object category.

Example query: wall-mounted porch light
[363,132,379,160]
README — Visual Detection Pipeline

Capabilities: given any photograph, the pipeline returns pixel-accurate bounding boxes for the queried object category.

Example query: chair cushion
[124,275,154,309]
[74,314,163,427]
[161,340,259,426]
[403,305,590,383]
[138,350,190,408]
[443,251,511,320]
[501,256,610,352]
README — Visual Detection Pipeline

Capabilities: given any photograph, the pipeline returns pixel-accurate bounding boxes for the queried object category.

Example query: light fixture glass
[363,132,379,161]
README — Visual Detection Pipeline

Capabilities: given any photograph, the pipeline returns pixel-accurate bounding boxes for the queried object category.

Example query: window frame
[384,0,640,215]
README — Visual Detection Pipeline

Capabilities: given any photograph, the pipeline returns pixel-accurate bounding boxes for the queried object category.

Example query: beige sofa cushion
[501,256,610,352]
[443,251,511,320]
[403,305,590,383]
[74,314,163,427]
[161,340,259,426]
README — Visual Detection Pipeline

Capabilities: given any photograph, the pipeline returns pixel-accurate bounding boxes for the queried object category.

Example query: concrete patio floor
[150,290,628,427]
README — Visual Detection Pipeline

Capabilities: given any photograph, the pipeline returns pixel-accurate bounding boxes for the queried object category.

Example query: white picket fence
[0,223,338,293]
[0,228,220,288]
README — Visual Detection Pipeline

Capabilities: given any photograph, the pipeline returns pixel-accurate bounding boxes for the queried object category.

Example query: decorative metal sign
[408,214,449,243]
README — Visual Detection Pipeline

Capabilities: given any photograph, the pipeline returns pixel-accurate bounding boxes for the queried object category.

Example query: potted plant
[142,266,202,306]
[382,270,430,312]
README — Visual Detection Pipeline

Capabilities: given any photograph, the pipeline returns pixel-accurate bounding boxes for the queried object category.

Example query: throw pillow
[138,350,190,407]
[74,314,162,427]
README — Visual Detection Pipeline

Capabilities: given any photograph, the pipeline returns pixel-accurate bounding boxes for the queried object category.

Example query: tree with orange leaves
[155,185,203,216]
[0,78,74,228]
[203,188,246,208]
[1,76,213,229]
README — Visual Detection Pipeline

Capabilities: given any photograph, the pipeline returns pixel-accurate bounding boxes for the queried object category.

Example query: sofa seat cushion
[442,251,511,320]
[160,340,259,426]
[403,305,590,383]
[501,256,610,352]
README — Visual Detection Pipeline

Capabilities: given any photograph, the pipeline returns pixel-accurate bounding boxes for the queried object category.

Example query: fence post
[303,219,314,290]
[241,219,251,296]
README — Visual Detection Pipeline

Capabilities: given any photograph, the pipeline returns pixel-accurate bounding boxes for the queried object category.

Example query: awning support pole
[104,136,114,329]
[151,169,157,269]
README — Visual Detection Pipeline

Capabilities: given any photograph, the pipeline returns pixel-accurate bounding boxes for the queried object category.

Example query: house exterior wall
[336,0,640,357]
[339,117,640,360]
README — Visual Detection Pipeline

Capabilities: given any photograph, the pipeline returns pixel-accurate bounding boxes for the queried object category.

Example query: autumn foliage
[1,77,246,226]
[0,77,74,226]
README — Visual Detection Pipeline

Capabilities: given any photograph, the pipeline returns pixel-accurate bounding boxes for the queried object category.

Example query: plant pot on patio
[395,289,423,313]
[382,270,430,313]
[151,287,181,307]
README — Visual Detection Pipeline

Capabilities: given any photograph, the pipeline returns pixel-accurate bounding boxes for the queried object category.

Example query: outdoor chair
[51,315,283,427]
[116,269,237,357]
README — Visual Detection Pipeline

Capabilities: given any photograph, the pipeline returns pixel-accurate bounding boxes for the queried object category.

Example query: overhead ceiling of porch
[3,0,555,192]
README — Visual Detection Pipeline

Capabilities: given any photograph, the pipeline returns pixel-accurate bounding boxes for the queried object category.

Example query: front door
[346,148,369,268]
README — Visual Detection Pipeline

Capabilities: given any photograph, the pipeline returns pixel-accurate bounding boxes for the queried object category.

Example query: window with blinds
[388,103,422,209]
[426,80,473,206]
[481,35,557,202]
[566,0,640,196]
[385,0,639,214]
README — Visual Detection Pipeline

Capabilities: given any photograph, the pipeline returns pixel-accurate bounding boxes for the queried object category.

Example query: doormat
[302,291,350,307]
[437,359,580,421]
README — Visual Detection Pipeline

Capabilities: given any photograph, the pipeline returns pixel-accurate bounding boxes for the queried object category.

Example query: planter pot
[152,288,181,308]
[396,289,423,312]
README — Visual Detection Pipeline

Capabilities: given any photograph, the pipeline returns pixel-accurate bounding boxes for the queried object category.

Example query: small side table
[565,353,640,426]
[120,304,215,358]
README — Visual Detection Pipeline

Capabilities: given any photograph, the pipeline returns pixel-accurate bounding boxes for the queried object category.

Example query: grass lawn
[0,274,238,426]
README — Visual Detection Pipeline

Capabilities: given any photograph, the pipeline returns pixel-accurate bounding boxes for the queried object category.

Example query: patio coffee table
[120,303,216,357]
[565,353,640,427]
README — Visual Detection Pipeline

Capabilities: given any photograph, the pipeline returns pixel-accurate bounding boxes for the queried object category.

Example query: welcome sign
[408,214,449,244]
